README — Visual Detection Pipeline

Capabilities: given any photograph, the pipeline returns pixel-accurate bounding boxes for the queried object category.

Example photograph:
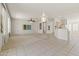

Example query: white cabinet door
[55,29,68,40]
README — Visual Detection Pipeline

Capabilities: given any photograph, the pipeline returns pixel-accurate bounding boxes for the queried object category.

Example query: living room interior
[0,3,79,56]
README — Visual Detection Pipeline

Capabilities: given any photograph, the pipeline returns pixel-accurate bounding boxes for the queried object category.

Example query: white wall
[1,4,11,43]
[0,14,1,33]
[0,4,2,51]
[0,4,11,50]
[11,19,54,35]
[12,19,35,35]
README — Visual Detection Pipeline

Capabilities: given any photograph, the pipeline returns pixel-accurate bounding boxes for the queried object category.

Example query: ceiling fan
[27,18,37,22]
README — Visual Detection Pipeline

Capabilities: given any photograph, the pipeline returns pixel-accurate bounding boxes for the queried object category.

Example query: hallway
[0,34,79,56]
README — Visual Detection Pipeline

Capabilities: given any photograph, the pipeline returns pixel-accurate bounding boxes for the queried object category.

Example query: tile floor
[0,33,79,56]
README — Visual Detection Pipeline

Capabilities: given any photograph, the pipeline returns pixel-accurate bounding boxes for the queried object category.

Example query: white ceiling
[7,3,79,20]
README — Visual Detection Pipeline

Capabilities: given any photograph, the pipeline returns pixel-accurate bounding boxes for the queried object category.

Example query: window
[0,10,3,33]
[67,24,72,31]
[72,24,78,32]
[23,25,26,30]
[23,25,31,30]
[8,17,11,33]
[48,25,50,30]
[26,25,31,30]
[39,23,42,29]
